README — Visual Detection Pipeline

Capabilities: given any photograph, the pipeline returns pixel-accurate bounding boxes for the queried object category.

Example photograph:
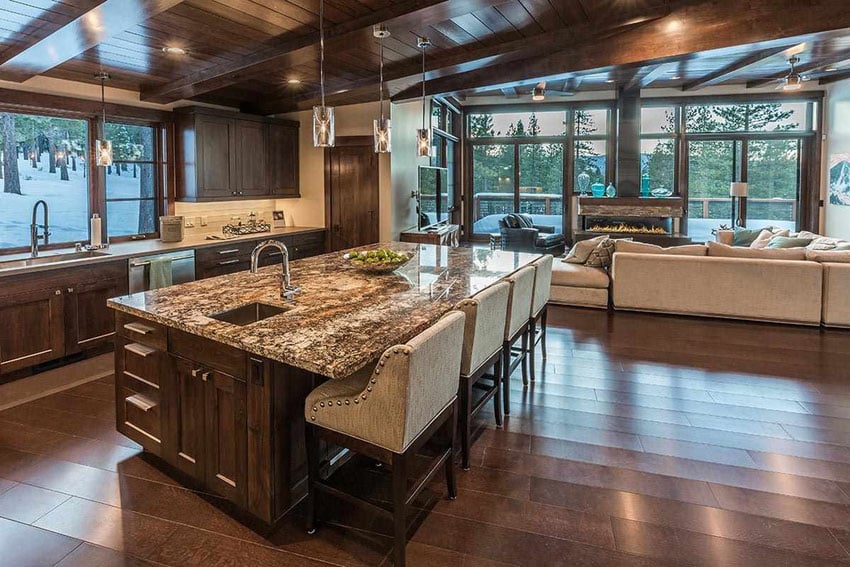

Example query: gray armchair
[498,213,565,255]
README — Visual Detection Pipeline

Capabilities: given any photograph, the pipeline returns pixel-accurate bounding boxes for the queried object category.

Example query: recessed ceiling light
[605,79,616,83]
[826,67,838,72]
[287,78,301,84]
[162,46,187,55]
[670,75,681,80]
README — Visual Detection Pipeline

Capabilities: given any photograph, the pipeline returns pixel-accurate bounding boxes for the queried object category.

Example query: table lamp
[730,182,748,228]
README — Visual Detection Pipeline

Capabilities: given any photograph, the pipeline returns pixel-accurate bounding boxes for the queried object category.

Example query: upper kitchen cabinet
[175,107,299,202]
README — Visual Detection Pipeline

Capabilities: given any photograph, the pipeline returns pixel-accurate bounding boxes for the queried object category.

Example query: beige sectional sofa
[549,262,609,309]
[823,262,850,328]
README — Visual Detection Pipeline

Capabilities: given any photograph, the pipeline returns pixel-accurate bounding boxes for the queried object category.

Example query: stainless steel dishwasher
[128,250,196,293]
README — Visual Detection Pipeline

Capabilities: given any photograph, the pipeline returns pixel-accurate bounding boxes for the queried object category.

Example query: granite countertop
[108,243,540,379]
[0,226,324,279]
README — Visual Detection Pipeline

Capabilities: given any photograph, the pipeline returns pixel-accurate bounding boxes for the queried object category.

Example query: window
[104,122,159,238]
[430,100,460,225]
[467,111,565,138]
[640,105,678,195]
[573,109,610,194]
[0,111,89,248]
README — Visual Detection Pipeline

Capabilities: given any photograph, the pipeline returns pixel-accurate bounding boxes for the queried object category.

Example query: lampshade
[730,182,749,197]
[312,105,335,147]
[96,139,113,167]
[416,128,431,158]
[374,117,391,153]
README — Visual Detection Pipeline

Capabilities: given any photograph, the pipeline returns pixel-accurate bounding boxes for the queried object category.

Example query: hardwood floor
[2,306,850,565]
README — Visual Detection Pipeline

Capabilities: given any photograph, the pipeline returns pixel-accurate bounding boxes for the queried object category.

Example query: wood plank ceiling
[1,0,850,115]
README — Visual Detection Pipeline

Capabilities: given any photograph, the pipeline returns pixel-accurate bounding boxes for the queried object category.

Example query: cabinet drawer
[117,312,166,350]
[120,387,161,450]
[169,328,246,379]
[196,242,255,266]
[123,342,162,387]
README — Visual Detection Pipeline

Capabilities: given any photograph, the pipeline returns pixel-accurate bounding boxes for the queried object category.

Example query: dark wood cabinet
[64,262,128,354]
[268,122,299,197]
[204,369,247,506]
[194,230,326,280]
[176,107,298,202]
[166,356,208,480]
[0,286,65,374]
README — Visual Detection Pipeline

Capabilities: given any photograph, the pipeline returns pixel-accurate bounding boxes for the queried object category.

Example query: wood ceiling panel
[518,0,566,32]
[491,1,544,37]
[470,6,522,41]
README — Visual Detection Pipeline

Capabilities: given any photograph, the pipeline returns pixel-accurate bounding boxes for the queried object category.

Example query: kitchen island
[107,242,540,529]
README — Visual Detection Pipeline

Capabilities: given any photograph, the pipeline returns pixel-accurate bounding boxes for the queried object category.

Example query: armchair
[498,213,565,255]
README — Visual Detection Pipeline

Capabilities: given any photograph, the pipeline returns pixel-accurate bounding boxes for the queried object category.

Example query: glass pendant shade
[374,117,391,153]
[95,139,113,167]
[416,128,431,158]
[312,105,335,148]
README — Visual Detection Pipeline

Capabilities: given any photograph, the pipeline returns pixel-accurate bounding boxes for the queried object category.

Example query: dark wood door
[0,287,64,374]
[325,137,380,251]
[268,123,299,198]
[65,268,127,354]
[204,370,247,506]
[165,356,207,481]
[197,115,237,199]
[236,120,269,197]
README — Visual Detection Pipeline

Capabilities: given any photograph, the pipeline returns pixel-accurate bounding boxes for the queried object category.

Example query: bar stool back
[501,266,536,415]
[527,254,553,384]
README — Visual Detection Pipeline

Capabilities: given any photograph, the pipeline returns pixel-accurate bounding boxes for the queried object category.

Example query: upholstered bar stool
[527,255,553,384]
[455,281,511,470]
[501,266,536,416]
[304,311,466,567]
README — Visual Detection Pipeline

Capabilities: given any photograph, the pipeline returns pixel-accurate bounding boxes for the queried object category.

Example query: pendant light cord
[319,0,326,109]
[421,43,426,129]
[379,34,384,121]
[101,75,106,130]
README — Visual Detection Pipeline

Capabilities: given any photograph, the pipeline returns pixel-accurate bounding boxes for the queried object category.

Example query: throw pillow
[733,227,767,247]
[807,236,845,250]
[516,214,535,228]
[836,243,850,251]
[750,229,790,249]
[563,235,607,264]
[585,238,615,268]
[797,231,823,240]
[503,214,520,229]
[805,249,850,263]
[766,236,815,249]
[707,241,806,260]
[614,240,707,256]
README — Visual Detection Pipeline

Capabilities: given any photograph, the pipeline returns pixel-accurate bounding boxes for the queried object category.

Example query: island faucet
[250,240,301,301]
[30,200,50,258]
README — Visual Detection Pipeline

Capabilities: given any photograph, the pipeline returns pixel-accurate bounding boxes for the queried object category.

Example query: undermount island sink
[0,250,110,270]
[208,302,291,326]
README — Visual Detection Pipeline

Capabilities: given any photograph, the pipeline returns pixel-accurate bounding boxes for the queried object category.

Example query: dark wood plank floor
[2,306,850,566]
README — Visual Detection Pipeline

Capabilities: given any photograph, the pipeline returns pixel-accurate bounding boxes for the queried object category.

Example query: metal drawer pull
[130,255,193,268]
[126,394,156,412]
[217,259,241,266]
[124,322,154,335]
[218,249,241,255]
[125,343,156,358]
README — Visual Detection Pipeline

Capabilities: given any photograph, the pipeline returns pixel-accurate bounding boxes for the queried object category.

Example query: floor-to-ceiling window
[466,105,613,238]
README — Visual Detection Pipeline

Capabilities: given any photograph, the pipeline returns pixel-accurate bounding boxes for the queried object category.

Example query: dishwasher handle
[129,254,194,268]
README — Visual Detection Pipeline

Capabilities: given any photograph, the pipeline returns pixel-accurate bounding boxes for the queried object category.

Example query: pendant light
[95,71,113,167]
[312,0,335,147]
[373,24,391,153]
[416,37,432,158]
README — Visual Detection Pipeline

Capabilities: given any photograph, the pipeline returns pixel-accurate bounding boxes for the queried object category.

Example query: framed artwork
[273,210,287,228]
[829,153,850,207]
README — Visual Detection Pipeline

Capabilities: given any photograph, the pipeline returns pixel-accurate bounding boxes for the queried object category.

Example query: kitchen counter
[109,243,540,379]
[0,226,324,278]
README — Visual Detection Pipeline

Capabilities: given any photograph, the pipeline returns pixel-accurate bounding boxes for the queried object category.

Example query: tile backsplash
[174,200,296,236]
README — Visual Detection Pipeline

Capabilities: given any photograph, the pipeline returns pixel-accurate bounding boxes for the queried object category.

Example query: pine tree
[1,113,21,195]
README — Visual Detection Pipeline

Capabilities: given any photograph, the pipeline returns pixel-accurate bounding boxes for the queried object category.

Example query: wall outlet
[200,216,208,226]
[184,217,195,228]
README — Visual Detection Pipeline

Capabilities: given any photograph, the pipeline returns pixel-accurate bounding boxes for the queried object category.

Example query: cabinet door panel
[164,356,207,480]
[0,288,64,374]
[205,370,247,506]
[237,121,269,197]
[66,275,127,354]
[268,123,299,197]
[197,116,236,199]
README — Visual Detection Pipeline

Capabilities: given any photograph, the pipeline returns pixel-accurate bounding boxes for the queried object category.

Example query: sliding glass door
[747,139,801,232]
[687,140,738,242]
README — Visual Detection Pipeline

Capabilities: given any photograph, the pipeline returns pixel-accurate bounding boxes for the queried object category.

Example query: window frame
[431,98,461,225]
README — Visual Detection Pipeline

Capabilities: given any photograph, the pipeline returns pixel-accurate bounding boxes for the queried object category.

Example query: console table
[399,224,460,247]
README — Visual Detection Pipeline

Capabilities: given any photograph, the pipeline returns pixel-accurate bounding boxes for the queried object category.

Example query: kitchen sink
[208,302,290,326]
[0,250,110,270]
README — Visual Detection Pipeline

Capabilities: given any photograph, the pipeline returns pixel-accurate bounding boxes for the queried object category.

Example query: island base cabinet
[204,370,247,507]
[165,357,207,481]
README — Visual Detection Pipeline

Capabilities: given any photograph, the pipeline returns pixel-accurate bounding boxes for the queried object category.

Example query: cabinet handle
[55,289,61,296]
[191,367,203,378]
[201,371,211,382]
[124,322,154,335]
[217,259,240,266]
[125,394,156,412]
[67,287,74,294]
[218,249,240,255]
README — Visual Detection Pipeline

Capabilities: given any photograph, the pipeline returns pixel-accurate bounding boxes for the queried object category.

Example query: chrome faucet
[30,200,50,258]
[250,240,300,301]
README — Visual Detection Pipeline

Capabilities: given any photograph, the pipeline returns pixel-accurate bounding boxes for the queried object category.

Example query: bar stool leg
[501,343,511,416]
[541,306,548,359]
[493,357,503,428]
[460,378,472,471]
[528,317,537,384]
[392,454,408,567]
[446,401,458,498]
[305,424,319,535]
[521,331,529,386]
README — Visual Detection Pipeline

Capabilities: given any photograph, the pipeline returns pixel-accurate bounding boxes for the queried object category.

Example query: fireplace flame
[589,223,668,235]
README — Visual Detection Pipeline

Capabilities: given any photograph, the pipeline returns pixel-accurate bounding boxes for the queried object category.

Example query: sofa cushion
[766,236,814,249]
[732,227,766,247]
[536,233,565,247]
[563,235,607,264]
[503,214,520,229]
[707,241,806,260]
[806,249,850,263]
[551,262,610,289]
[585,238,616,268]
[750,229,791,249]
[614,240,707,256]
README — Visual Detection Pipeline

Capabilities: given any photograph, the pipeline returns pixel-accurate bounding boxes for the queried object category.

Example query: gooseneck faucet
[30,200,50,258]
[250,240,301,301]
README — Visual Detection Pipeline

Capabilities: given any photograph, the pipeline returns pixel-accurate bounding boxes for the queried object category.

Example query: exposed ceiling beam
[253,9,669,114]
[746,47,850,88]
[682,46,789,90]
[626,63,668,90]
[391,0,850,102]
[501,87,519,98]
[140,0,501,104]
[0,0,184,82]
[819,69,850,85]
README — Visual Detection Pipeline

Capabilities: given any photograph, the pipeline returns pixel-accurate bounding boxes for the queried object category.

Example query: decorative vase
[641,173,651,197]
[591,182,605,197]
[577,172,591,196]
[605,183,617,198]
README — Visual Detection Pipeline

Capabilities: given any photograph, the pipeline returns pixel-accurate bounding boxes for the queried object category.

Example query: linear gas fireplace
[576,197,692,246]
